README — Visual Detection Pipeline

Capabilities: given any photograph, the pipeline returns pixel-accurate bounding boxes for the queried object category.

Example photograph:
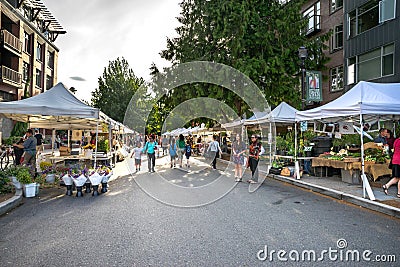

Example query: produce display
[319,147,389,164]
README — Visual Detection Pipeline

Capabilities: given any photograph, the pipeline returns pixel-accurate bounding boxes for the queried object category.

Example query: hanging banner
[72,130,82,141]
[300,121,307,132]
[338,122,354,134]
[306,70,323,102]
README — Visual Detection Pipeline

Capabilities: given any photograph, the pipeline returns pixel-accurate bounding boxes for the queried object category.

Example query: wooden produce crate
[59,146,71,156]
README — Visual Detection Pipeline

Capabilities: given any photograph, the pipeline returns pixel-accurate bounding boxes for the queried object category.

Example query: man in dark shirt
[374,128,388,144]
[14,129,37,173]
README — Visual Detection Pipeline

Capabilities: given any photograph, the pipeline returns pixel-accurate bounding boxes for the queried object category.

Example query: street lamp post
[298,46,308,110]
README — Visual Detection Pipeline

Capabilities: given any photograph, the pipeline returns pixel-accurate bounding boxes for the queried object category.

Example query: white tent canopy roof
[296,81,400,122]
[0,82,100,129]
[244,101,297,125]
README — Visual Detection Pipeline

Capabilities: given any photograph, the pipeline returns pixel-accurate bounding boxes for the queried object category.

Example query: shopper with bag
[246,135,264,184]
[142,135,158,173]
[382,135,400,198]
[207,135,222,170]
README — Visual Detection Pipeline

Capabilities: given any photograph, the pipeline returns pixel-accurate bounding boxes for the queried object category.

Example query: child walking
[131,142,142,172]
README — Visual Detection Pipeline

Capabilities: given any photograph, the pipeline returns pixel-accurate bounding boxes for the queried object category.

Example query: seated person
[374,128,388,144]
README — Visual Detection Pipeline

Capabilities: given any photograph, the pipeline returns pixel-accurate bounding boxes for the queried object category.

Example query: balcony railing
[1,29,22,54]
[1,66,22,86]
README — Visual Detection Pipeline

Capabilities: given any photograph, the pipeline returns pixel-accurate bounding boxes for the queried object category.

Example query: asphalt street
[0,157,399,266]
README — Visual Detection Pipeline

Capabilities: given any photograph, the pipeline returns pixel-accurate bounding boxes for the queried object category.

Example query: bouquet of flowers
[88,171,103,185]
[99,166,113,183]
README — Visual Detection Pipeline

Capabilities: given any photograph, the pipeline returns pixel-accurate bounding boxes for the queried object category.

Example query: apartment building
[0,0,65,102]
[344,0,399,89]
[301,0,399,106]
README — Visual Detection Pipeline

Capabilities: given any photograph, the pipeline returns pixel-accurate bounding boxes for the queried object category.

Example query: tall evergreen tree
[91,57,144,122]
[161,0,330,112]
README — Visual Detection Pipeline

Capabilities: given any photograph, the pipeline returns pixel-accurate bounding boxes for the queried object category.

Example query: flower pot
[92,185,100,196]
[11,176,22,190]
[101,182,108,193]
[76,186,84,197]
[66,185,73,196]
[23,183,37,198]
[45,174,56,183]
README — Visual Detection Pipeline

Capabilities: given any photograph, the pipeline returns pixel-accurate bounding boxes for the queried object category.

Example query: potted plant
[6,165,22,190]
[16,166,36,197]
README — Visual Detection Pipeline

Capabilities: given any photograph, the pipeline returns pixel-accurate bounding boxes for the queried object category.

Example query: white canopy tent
[296,81,400,200]
[0,82,104,166]
[244,102,298,125]
[0,82,101,129]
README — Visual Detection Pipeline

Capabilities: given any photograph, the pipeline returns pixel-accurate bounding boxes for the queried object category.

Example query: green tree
[91,57,144,123]
[160,0,330,111]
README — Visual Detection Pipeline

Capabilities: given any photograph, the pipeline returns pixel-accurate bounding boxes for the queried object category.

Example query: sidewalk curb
[0,188,23,216]
[267,173,400,219]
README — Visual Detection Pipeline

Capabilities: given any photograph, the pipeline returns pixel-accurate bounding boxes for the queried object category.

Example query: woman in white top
[207,135,223,170]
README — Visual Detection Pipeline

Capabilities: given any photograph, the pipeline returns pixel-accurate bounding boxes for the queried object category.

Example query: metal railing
[1,66,22,85]
[1,29,23,54]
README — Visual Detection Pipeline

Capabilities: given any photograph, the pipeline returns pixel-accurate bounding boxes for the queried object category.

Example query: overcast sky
[42,0,181,101]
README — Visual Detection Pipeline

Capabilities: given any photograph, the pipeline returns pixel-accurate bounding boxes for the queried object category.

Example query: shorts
[135,158,141,165]
[185,152,191,159]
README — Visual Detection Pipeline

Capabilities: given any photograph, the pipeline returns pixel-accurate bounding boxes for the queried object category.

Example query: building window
[347,43,394,84]
[24,32,31,54]
[303,1,321,35]
[348,0,395,38]
[47,51,54,69]
[46,75,53,90]
[379,0,396,23]
[23,62,30,82]
[331,24,343,51]
[330,66,344,91]
[35,68,42,87]
[331,0,343,13]
[36,42,43,61]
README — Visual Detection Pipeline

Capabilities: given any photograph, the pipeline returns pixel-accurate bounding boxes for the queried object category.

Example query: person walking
[247,135,264,184]
[232,133,247,182]
[382,135,400,198]
[169,138,177,168]
[142,135,158,172]
[131,142,142,172]
[185,140,192,168]
[177,134,186,168]
[34,129,43,155]
[207,135,222,170]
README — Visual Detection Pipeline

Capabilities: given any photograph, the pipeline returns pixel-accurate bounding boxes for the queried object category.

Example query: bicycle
[0,145,15,171]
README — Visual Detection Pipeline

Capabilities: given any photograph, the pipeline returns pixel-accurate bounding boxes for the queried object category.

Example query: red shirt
[392,138,400,165]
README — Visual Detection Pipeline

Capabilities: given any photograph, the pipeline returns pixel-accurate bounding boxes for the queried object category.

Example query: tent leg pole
[359,114,376,200]
[94,120,99,169]
[52,129,55,156]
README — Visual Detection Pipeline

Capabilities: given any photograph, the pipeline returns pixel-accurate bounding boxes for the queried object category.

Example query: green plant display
[16,167,33,184]
[97,139,109,152]
[0,171,12,194]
